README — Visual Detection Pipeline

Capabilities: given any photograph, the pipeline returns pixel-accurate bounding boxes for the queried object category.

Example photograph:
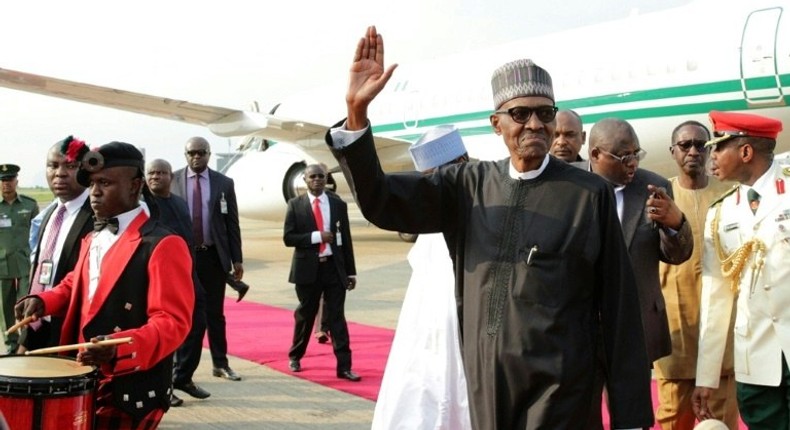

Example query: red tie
[313,198,326,254]
[193,174,204,245]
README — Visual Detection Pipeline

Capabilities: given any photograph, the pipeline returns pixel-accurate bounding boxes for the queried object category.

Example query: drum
[0,356,97,430]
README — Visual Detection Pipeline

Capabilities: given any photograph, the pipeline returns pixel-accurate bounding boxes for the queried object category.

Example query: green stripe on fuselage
[373,75,789,140]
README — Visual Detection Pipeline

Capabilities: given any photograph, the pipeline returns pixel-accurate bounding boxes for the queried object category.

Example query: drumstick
[4,315,34,336]
[24,337,133,355]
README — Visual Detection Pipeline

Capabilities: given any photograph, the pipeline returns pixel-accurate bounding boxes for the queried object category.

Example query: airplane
[1,0,789,228]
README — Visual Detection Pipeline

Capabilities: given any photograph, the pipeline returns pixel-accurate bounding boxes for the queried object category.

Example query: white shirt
[614,185,626,223]
[88,206,144,300]
[308,192,332,257]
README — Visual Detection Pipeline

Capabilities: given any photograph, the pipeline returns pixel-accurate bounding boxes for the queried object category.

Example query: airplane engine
[224,143,317,222]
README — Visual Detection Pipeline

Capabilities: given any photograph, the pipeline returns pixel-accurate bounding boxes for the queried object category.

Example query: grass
[18,187,55,205]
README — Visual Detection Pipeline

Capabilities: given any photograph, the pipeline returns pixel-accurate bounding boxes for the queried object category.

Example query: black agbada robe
[328,126,653,430]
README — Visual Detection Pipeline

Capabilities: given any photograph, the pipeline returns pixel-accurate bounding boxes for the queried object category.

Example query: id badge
[0,217,11,228]
[38,260,54,285]
[220,193,228,214]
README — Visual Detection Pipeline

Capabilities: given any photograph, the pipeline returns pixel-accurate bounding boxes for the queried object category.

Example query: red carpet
[218,299,747,428]
[212,299,392,401]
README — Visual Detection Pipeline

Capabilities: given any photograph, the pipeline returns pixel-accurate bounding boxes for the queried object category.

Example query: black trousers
[173,270,207,384]
[22,316,64,351]
[192,246,230,368]
[288,259,352,372]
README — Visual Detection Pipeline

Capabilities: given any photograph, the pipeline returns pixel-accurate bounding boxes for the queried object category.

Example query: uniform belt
[318,256,332,263]
[194,244,215,252]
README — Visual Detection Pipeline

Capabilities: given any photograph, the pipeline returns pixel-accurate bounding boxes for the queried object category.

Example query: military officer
[693,111,789,429]
[0,164,39,353]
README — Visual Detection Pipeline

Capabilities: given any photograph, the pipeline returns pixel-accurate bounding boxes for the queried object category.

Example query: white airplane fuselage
[0,1,788,224]
[229,0,790,222]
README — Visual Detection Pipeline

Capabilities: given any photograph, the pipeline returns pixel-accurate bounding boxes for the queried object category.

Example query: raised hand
[346,26,398,130]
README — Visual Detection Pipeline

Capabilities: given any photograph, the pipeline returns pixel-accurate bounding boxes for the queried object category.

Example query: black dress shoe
[173,381,211,399]
[226,275,250,302]
[337,370,361,382]
[170,393,184,407]
[213,366,242,381]
[235,282,249,302]
[315,331,329,344]
[289,359,301,372]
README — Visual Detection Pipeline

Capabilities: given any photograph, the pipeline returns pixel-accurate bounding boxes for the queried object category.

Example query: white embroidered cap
[693,419,729,430]
[409,125,467,171]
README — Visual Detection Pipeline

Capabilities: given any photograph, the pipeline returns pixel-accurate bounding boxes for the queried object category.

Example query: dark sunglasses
[307,173,326,179]
[186,150,208,157]
[494,106,558,124]
[673,139,707,151]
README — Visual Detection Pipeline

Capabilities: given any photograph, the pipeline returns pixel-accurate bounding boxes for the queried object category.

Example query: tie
[747,188,761,215]
[29,205,67,329]
[93,217,119,234]
[313,197,326,254]
[193,174,204,245]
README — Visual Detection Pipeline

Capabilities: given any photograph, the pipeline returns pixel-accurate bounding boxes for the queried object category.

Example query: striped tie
[29,205,67,330]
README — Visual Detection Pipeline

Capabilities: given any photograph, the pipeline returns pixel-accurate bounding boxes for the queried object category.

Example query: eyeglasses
[307,173,326,179]
[600,148,646,164]
[186,150,209,157]
[494,106,558,124]
[672,139,707,152]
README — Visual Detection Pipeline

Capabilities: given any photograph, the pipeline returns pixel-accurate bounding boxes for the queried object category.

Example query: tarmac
[159,217,413,429]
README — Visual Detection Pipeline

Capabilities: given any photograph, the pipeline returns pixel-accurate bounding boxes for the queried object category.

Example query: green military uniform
[0,164,39,353]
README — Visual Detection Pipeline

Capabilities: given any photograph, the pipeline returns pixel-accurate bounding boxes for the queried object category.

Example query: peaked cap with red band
[705,110,783,147]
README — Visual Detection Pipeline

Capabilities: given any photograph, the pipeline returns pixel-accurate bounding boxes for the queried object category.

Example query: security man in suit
[23,137,95,352]
[171,136,244,394]
[579,117,693,429]
[0,163,39,353]
[693,111,788,429]
[284,163,360,381]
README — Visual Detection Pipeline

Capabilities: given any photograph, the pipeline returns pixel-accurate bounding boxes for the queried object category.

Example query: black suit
[573,162,693,429]
[24,193,93,350]
[284,192,356,372]
[152,194,208,386]
[172,167,242,369]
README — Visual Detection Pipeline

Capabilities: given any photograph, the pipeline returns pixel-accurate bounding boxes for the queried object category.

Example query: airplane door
[741,7,785,106]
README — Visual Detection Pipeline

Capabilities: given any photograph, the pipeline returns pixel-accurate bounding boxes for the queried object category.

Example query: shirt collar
[508,155,550,180]
[114,206,144,236]
[309,192,326,204]
[188,168,208,179]
[62,189,89,215]
[743,161,778,196]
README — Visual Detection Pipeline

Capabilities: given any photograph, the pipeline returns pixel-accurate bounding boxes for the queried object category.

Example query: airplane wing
[0,67,413,169]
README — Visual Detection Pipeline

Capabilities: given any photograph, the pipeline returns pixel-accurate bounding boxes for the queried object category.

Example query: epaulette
[709,184,738,208]
[19,194,38,203]
[783,166,790,176]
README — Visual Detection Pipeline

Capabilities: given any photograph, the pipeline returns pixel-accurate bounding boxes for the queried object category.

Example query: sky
[0,0,688,186]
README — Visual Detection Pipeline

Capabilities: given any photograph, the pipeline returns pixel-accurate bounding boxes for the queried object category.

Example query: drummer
[15,142,194,428]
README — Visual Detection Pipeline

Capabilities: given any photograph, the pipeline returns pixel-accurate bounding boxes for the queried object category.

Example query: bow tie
[94,217,119,234]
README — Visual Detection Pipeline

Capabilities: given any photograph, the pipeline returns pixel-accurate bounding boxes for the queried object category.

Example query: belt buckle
[195,245,208,251]
[318,256,328,263]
